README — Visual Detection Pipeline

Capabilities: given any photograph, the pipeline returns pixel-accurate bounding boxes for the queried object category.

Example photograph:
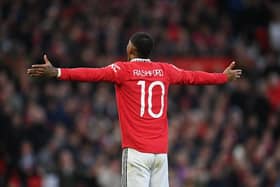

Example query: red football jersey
[58,59,228,153]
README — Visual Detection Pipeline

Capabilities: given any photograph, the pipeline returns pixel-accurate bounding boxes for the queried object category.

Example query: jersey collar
[130,58,151,62]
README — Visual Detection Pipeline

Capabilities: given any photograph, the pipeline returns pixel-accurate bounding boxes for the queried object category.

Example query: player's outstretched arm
[168,61,242,85]
[27,54,123,83]
[187,61,242,84]
[27,54,58,78]
[223,61,242,81]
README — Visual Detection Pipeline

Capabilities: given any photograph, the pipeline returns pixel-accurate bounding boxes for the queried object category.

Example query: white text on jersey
[133,69,164,77]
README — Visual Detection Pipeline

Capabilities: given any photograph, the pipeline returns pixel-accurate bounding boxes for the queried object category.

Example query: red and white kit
[58,58,228,187]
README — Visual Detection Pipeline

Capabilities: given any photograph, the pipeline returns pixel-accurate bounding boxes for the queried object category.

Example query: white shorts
[121,148,169,187]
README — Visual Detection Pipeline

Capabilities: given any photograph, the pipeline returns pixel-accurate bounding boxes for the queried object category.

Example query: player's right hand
[27,54,58,78]
[223,61,242,81]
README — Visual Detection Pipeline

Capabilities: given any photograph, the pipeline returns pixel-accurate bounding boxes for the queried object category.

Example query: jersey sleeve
[58,62,124,84]
[166,64,228,85]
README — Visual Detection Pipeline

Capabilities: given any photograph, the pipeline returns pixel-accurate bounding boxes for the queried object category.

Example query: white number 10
[137,81,165,118]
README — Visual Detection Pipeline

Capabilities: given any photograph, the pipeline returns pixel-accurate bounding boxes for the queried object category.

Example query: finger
[232,70,242,74]
[44,54,51,65]
[32,64,48,68]
[235,73,241,78]
[234,73,241,77]
[27,69,35,74]
[237,71,242,74]
[234,69,242,72]
[27,69,45,74]
[30,74,43,77]
[29,67,46,71]
[234,70,242,74]
[28,68,42,73]
[27,69,33,74]
[235,70,242,74]
[28,73,43,77]
[227,61,236,69]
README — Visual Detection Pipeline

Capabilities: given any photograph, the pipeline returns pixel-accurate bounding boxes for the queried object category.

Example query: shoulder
[112,61,128,68]
[154,62,180,71]
[110,61,131,75]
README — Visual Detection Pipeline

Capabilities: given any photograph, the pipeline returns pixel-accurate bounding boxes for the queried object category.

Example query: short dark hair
[130,32,154,58]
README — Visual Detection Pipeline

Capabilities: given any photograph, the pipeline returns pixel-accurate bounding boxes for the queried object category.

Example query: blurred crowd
[0,0,280,187]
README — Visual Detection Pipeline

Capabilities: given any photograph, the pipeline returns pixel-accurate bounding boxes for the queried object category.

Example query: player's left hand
[223,61,242,81]
[27,54,58,78]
